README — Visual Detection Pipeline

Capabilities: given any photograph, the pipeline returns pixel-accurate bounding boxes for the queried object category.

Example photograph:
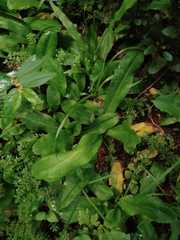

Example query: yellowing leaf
[149,87,158,96]
[110,161,124,193]
[131,122,159,136]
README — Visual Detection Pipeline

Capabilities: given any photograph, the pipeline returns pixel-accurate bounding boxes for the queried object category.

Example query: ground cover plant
[0,0,180,239]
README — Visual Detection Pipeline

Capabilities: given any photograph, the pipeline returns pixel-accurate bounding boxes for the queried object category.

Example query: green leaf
[147,0,171,11]
[32,133,102,182]
[138,219,158,240]
[22,88,43,110]
[0,16,29,37]
[58,176,87,209]
[104,51,144,113]
[47,85,61,110]
[47,59,67,96]
[119,194,177,223]
[98,230,130,240]
[46,211,58,223]
[0,35,19,52]
[107,121,140,153]
[162,26,177,39]
[74,235,91,240]
[62,100,93,124]
[28,18,60,32]
[36,31,57,57]
[7,0,39,10]
[104,209,122,229]
[86,113,119,134]
[16,56,44,79]
[98,27,114,61]
[49,0,83,45]
[2,89,22,128]
[148,56,166,74]
[111,0,137,25]
[153,93,180,121]
[90,184,113,201]
[33,131,70,156]
[19,71,55,88]
[23,112,57,132]
[35,212,46,221]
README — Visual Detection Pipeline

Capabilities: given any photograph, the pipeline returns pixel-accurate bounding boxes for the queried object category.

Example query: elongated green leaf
[58,176,87,209]
[49,0,82,44]
[32,133,102,182]
[153,93,180,121]
[23,112,57,132]
[0,35,19,52]
[98,27,114,61]
[2,89,22,128]
[28,18,60,32]
[47,59,67,95]
[22,88,43,110]
[119,194,177,223]
[111,0,137,25]
[16,56,44,79]
[86,113,119,134]
[104,51,144,113]
[0,16,29,37]
[36,31,57,57]
[147,0,171,11]
[19,71,55,88]
[107,121,140,153]
[7,0,39,10]
[47,85,61,110]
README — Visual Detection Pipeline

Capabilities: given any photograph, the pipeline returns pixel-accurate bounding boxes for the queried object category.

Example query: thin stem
[82,189,105,221]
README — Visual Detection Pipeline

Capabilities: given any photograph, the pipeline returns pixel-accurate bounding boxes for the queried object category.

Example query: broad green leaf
[18,71,55,88]
[62,100,93,124]
[98,230,130,240]
[23,112,57,132]
[32,133,102,182]
[107,121,140,153]
[46,211,58,223]
[138,219,158,240]
[36,31,57,57]
[74,235,91,240]
[119,194,177,223]
[27,18,60,32]
[22,88,43,110]
[2,89,22,128]
[86,113,119,134]
[7,0,39,10]
[33,131,71,156]
[153,93,180,121]
[49,0,83,44]
[140,158,180,194]
[47,85,61,110]
[90,184,113,201]
[0,35,19,52]
[104,51,144,113]
[0,16,29,37]
[58,176,87,209]
[104,209,122,229]
[16,56,43,79]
